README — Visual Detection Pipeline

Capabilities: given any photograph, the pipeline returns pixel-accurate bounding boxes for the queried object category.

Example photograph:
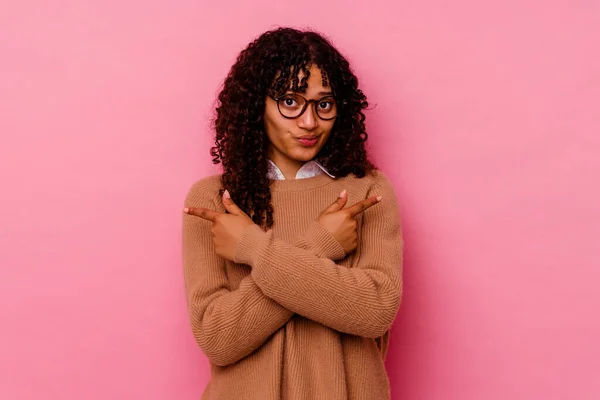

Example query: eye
[318,101,333,110]
[280,97,299,108]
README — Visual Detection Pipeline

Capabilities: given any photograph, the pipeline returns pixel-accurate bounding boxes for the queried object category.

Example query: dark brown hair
[211,27,375,228]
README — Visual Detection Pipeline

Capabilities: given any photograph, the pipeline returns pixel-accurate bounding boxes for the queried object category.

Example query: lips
[295,135,319,147]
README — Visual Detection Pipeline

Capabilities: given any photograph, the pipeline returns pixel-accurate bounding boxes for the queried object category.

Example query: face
[264,66,336,176]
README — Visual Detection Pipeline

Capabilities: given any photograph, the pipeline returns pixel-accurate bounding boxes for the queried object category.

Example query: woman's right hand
[316,190,382,254]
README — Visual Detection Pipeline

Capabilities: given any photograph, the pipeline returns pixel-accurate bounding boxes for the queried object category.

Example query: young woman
[182,27,403,400]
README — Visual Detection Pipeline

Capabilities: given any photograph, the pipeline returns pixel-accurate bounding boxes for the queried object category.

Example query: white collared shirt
[267,160,335,180]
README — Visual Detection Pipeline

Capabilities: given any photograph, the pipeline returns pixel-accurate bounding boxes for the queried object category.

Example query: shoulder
[184,174,223,207]
[368,169,396,194]
[361,170,402,225]
[338,169,397,196]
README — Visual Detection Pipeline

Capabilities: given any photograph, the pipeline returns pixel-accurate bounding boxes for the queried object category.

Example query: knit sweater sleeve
[234,172,403,338]
[292,220,347,260]
[182,178,293,366]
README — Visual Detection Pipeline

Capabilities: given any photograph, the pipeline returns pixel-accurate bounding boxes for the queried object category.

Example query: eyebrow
[284,90,333,97]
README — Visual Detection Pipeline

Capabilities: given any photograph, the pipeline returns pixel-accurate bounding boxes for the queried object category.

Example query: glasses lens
[315,97,337,120]
[277,94,306,118]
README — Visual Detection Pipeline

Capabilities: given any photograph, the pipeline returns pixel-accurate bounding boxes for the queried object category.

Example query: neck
[269,152,305,180]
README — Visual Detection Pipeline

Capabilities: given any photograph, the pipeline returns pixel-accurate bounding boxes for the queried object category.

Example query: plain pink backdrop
[1,1,599,399]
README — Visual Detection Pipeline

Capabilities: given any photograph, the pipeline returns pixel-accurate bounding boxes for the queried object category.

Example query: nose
[297,103,318,130]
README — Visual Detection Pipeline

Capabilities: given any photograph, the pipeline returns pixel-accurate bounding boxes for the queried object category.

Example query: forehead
[288,66,330,94]
[296,66,324,82]
[270,64,333,100]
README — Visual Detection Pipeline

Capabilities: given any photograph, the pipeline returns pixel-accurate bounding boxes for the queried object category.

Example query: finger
[323,189,348,213]
[222,190,246,216]
[183,207,221,222]
[347,196,383,217]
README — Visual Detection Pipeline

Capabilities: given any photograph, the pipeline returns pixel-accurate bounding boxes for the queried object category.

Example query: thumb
[222,190,245,216]
[323,190,348,213]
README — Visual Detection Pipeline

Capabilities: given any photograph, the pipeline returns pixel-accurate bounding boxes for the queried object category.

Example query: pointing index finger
[347,196,382,217]
[183,207,221,222]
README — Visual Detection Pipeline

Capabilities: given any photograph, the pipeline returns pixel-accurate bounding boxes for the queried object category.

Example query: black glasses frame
[269,93,338,121]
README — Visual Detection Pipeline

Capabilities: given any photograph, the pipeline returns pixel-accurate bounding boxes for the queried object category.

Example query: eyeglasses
[269,93,337,120]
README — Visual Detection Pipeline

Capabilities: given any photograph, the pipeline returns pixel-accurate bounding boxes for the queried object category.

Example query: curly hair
[210,27,375,228]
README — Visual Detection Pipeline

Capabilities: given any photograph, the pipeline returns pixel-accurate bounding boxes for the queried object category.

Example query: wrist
[305,221,346,260]
[234,224,265,265]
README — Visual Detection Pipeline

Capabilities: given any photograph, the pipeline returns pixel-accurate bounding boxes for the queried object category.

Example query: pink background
[1,1,599,399]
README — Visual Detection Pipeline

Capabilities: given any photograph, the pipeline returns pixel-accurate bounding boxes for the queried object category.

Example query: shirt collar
[267,160,335,180]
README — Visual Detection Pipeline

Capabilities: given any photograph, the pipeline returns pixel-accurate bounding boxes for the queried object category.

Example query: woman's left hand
[184,190,255,261]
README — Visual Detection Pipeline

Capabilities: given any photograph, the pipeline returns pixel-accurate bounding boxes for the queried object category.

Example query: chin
[290,147,320,162]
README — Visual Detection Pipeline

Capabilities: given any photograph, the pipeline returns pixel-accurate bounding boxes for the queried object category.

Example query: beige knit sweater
[182,170,403,400]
